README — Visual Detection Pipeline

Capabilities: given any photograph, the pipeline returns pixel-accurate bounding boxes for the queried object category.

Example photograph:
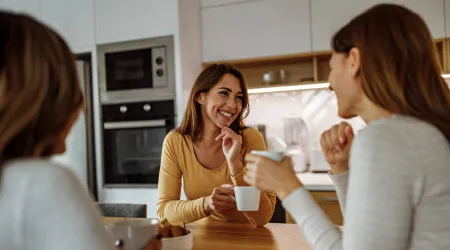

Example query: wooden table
[103,217,313,250]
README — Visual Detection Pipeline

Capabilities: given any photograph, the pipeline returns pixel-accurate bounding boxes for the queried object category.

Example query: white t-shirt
[0,159,113,250]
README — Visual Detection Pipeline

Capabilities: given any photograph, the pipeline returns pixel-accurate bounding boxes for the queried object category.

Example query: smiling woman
[156,64,276,226]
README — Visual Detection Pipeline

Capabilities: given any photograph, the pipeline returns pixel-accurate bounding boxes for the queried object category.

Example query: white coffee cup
[104,218,160,250]
[232,186,261,211]
[230,151,285,211]
[250,150,284,162]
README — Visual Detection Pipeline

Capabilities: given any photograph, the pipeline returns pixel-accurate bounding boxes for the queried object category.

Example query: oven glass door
[105,48,153,91]
[103,120,167,185]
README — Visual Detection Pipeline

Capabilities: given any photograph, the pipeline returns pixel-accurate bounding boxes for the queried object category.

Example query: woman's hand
[244,155,302,200]
[203,184,236,215]
[215,124,243,175]
[142,235,162,250]
[116,234,162,250]
[320,122,354,174]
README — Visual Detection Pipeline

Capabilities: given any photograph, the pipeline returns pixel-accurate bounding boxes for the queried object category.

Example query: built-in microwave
[97,36,175,104]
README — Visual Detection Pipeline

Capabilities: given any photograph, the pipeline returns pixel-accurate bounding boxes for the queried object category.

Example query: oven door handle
[103,120,166,130]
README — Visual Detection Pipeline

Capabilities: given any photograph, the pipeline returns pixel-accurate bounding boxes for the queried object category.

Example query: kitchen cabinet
[0,0,40,19]
[41,0,95,52]
[94,0,178,44]
[311,0,446,51]
[286,191,343,225]
[401,0,446,39]
[201,0,311,62]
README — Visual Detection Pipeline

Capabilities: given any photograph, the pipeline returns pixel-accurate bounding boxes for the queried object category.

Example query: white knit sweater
[283,115,450,249]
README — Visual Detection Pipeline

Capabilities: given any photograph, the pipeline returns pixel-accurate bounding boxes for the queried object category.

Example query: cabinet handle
[319,197,338,202]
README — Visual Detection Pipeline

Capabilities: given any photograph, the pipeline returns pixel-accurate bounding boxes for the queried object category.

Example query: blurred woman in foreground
[0,11,160,250]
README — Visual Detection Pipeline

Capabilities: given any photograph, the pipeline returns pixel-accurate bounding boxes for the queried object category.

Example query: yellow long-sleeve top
[157,128,276,226]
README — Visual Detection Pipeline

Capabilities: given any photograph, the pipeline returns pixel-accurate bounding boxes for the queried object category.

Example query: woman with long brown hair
[245,3,450,249]
[157,64,276,226]
[0,11,161,250]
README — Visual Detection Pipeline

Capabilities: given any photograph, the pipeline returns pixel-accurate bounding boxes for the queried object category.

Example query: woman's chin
[338,109,357,119]
[215,117,234,127]
[216,121,231,128]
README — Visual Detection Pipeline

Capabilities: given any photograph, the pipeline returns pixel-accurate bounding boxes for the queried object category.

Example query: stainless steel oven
[97,35,175,104]
[101,100,175,187]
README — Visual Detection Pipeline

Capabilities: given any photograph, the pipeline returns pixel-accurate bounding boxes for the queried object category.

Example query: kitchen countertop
[296,172,335,191]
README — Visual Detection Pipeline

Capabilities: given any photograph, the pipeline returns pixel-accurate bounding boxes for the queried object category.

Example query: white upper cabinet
[401,0,445,39]
[41,0,95,53]
[201,0,311,62]
[0,0,40,19]
[311,0,446,51]
[94,0,178,44]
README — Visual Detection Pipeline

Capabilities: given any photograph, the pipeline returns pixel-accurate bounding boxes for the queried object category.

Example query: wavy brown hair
[0,11,84,164]
[177,64,249,141]
[332,3,450,142]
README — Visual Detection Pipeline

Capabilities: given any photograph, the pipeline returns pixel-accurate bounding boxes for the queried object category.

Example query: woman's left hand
[244,154,303,200]
[215,123,243,164]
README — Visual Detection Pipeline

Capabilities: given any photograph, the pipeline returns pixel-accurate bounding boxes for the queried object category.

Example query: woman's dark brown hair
[0,11,84,163]
[177,64,249,141]
[332,3,450,141]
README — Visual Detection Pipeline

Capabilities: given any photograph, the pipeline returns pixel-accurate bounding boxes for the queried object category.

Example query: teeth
[219,111,232,117]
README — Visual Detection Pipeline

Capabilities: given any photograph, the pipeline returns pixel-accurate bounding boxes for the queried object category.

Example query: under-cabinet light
[248,74,450,94]
[248,83,330,94]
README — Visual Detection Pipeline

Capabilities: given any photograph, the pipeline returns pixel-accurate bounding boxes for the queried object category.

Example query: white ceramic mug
[230,151,284,211]
[232,186,261,211]
[104,218,160,250]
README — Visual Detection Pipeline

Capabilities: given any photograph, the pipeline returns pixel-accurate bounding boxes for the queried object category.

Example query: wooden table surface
[103,217,313,250]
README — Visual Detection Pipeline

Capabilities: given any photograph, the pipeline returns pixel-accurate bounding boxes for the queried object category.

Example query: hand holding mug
[115,229,162,250]
[320,122,354,174]
[106,218,161,250]
[244,151,302,200]
[203,183,236,215]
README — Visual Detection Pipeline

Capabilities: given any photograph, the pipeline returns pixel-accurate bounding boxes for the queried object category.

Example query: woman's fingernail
[156,234,162,240]
[339,137,345,144]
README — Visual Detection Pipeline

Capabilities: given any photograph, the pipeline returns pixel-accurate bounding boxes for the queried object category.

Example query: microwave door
[105,48,153,91]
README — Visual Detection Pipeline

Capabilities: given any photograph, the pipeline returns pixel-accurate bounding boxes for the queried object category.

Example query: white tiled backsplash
[244,89,365,170]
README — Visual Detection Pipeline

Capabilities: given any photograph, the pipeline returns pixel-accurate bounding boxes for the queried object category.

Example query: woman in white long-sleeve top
[244,3,450,250]
[0,11,160,250]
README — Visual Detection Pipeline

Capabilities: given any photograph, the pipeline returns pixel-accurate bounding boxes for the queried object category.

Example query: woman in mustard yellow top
[157,64,276,226]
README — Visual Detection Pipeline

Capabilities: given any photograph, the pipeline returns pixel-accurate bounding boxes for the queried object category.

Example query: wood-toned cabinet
[286,191,343,226]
